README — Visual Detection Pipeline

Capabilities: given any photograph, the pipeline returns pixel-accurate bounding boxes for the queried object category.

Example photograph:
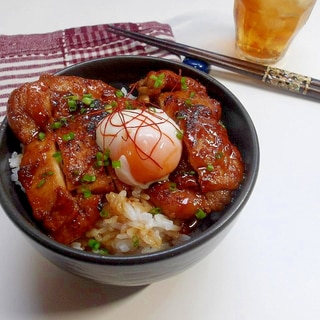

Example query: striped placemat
[0,21,179,123]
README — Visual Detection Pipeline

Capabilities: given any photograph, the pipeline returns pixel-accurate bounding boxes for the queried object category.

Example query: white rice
[8,151,24,191]
[83,190,189,255]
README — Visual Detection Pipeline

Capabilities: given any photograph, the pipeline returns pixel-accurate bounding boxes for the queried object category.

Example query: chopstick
[107,25,320,101]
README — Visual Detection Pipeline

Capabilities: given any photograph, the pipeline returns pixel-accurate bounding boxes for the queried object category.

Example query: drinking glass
[234,0,316,64]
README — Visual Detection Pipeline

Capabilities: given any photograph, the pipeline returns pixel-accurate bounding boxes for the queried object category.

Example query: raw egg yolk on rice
[96,108,183,188]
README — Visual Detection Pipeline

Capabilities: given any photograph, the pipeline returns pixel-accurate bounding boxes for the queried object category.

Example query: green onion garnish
[176,129,184,140]
[51,121,63,129]
[83,189,92,199]
[185,99,192,108]
[36,179,46,189]
[100,210,109,218]
[82,94,94,106]
[150,73,165,88]
[149,207,162,215]
[216,152,225,159]
[181,77,188,90]
[94,248,109,255]
[104,104,114,113]
[51,118,67,129]
[52,151,62,163]
[207,164,214,172]
[88,239,101,251]
[169,182,177,192]
[81,174,96,183]
[125,101,134,109]
[96,150,110,167]
[195,209,206,220]
[36,171,54,188]
[115,90,124,98]
[80,107,87,114]
[112,160,121,169]
[62,132,75,142]
[67,99,77,112]
[132,235,140,248]
[38,132,46,141]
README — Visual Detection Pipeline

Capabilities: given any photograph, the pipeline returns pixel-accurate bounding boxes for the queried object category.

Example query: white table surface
[1,1,320,319]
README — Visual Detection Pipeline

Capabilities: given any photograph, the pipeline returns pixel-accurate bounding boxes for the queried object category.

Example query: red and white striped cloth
[0,21,179,123]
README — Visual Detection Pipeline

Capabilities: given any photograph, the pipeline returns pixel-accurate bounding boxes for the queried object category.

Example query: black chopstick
[107,25,320,101]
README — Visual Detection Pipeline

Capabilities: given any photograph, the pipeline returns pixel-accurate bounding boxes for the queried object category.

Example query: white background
[1,1,320,319]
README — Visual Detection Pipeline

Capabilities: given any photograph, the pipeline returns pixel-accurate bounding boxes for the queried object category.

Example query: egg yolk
[96,108,183,188]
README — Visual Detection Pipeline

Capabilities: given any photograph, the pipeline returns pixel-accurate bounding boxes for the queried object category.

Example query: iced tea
[234,0,316,64]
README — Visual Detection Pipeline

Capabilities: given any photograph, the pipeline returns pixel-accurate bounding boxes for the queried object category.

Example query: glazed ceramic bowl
[0,56,259,286]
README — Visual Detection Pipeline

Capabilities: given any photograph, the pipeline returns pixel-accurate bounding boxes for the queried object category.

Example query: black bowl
[0,56,259,286]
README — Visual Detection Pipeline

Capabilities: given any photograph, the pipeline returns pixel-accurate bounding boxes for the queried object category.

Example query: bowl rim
[0,55,259,265]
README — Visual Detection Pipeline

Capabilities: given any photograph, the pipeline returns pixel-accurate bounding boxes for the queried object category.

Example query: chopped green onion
[83,189,92,199]
[95,152,103,167]
[36,179,46,189]
[88,238,101,251]
[62,132,75,142]
[60,118,68,125]
[125,101,134,109]
[66,94,79,101]
[190,91,196,98]
[94,248,109,255]
[80,107,87,114]
[72,170,80,177]
[176,129,184,140]
[149,207,162,215]
[169,182,177,192]
[96,151,103,160]
[181,77,188,90]
[207,164,214,172]
[104,149,111,158]
[95,160,103,167]
[111,101,118,107]
[104,104,114,113]
[185,99,192,108]
[51,118,67,129]
[216,152,225,159]
[82,94,94,106]
[100,209,109,218]
[67,99,77,112]
[81,174,96,183]
[38,132,46,141]
[112,160,121,169]
[150,73,165,88]
[96,150,110,167]
[36,170,55,188]
[103,159,110,167]
[195,209,207,220]
[51,121,63,129]
[132,235,140,248]
[52,151,62,163]
[116,90,124,98]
